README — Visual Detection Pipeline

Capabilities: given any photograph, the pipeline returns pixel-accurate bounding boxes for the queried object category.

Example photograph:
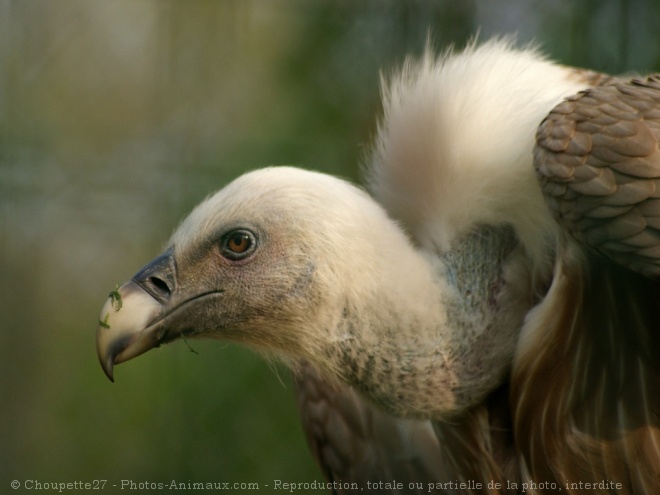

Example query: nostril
[149,276,171,297]
[132,250,177,304]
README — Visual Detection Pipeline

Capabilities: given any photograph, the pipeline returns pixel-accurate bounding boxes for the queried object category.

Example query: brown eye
[221,229,257,260]
[228,233,249,253]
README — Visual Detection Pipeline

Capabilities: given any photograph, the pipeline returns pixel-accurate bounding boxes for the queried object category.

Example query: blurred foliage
[1,0,659,492]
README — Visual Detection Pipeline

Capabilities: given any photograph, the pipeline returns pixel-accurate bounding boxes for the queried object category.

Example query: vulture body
[96,39,660,494]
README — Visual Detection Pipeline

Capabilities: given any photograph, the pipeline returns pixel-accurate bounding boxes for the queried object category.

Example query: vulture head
[96,38,660,492]
[97,165,531,419]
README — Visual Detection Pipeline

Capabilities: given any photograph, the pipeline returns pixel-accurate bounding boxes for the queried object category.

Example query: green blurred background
[1,0,659,492]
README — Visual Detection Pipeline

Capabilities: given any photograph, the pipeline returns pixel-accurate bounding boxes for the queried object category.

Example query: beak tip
[95,279,166,383]
[100,353,116,383]
[104,366,116,383]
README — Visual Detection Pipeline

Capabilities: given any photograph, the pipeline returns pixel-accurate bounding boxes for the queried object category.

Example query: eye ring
[220,229,257,261]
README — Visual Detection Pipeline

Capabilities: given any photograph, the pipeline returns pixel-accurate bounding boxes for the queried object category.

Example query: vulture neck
[318,225,528,421]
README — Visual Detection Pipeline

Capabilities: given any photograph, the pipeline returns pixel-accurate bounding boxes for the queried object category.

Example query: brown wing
[293,361,445,494]
[534,75,660,279]
[294,361,518,494]
[512,245,660,494]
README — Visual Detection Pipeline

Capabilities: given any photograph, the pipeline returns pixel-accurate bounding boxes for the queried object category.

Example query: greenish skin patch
[109,285,122,311]
[99,285,122,330]
[99,313,110,329]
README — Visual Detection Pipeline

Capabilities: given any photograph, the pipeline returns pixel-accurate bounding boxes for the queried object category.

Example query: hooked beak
[96,250,178,382]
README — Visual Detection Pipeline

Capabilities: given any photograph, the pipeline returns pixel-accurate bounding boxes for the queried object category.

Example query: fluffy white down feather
[367,39,589,273]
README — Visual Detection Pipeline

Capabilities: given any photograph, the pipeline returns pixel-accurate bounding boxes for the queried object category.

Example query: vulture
[96,39,660,494]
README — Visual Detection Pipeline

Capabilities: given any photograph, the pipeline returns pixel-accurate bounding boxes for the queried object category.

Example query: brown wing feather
[294,361,519,494]
[535,75,660,279]
[512,246,660,494]
[294,361,445,494]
